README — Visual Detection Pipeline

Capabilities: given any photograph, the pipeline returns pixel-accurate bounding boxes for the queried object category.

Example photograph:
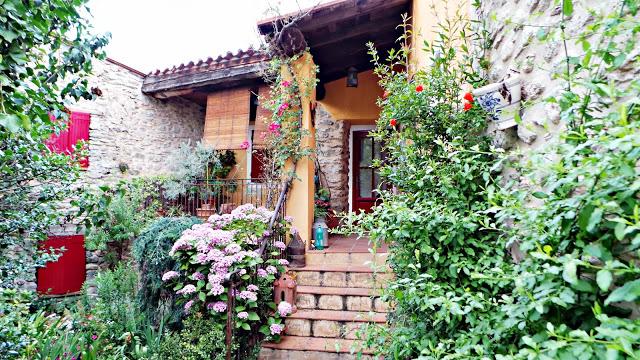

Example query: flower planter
[473,76,522,130]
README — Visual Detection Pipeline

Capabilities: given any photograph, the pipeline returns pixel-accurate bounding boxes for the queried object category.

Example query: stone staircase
[260,251,391,360]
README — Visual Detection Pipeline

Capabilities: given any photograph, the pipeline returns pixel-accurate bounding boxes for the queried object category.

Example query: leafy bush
[350,1,640,359]
[80,178,165,267]
[133,216,202,328]
[158,314,227,360]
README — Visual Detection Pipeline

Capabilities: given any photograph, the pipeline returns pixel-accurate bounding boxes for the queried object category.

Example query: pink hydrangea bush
[162,203,293,341]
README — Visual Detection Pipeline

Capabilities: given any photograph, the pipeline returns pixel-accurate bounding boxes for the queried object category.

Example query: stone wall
[315,104,350,213]
[476,0,639,150]
[28,59,205,295]
[74,58,205,183]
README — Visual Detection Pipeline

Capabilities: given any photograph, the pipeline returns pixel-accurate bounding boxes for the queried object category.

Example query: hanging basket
[473,76,522,130]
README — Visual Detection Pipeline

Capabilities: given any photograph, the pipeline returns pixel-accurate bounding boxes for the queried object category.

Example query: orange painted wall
[318,69,382,124]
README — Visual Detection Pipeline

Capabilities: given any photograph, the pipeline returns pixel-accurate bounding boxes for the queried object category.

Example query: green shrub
[133,216,202,328]
[158,313,227,360]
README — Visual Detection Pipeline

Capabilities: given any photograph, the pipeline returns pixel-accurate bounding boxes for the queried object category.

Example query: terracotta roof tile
[146,47,269,78]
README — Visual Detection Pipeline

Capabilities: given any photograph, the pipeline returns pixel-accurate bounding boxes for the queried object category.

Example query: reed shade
[252,85,271,149]
[204,87,251,150]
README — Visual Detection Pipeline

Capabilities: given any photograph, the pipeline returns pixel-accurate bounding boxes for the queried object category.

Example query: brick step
[260,336,377,359]
[305,251,388,267]
[296,286,389,313]
[284,310,385,340]
[293,265,393,289]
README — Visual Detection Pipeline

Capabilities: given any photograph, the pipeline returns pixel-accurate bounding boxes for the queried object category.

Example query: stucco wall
[73,59,205,183]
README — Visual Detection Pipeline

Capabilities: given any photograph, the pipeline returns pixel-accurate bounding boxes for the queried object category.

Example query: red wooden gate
[37,235,86,295]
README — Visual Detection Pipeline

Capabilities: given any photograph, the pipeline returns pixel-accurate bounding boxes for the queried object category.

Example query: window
[46,111,91,168]
[37,235,86,295]
[247,124,267,180]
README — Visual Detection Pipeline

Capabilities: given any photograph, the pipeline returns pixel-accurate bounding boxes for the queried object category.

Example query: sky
[86,0,326,74]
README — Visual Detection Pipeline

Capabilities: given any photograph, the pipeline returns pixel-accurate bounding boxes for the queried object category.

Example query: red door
[37,235,86,295]
[352,131,383,213]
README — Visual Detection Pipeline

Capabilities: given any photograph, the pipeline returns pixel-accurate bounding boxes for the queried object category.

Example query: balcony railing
[169,178,285,217]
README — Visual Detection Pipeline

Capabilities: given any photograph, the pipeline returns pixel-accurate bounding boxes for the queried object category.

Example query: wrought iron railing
[168,179,285,218]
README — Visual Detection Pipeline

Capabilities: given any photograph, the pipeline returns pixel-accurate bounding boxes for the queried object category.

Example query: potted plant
[472,75,522,130]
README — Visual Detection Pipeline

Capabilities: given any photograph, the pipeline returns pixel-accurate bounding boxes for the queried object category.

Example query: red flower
[382,91,390,99]
[463,102,473,112]
[415,85,424,93]
[390,118,397,127]
[463,92,474,103]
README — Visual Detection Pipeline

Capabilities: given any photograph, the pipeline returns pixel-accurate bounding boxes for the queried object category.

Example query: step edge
[261,336,375,354]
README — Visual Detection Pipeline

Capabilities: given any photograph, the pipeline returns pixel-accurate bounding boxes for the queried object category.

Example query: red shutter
[45,114,71,154]
[37,235,86,295]
[68,112,91,168]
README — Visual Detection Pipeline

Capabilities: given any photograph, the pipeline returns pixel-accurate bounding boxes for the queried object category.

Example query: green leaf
[198,291,206,302]
[0,29,19,42]
[587,208,603,233]
[532,191,548,199]
[596,270,612,292]
[0,113,22,133]
[248,312,260,321]
[563,260,578,285]
[563,0,573,16]
[241,322,251,331]
[605,279,640,305]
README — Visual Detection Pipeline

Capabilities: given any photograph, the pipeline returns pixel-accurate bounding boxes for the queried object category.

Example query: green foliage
[350,1,640,359]
[158,314,227,360]
[133,216,202,328]
[163,142,235,200]
[0,0,108,286]
[79,178,165,267]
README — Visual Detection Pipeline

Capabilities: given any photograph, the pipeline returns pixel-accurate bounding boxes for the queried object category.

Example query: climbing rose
[463,92,474,103]
[415,84,424,92]
[162,271,179,281]
[281,80,291,87]
[278,301,293,317]
[269,122,281,133]
[389,118,397,127]
[240,140,250,150]
[382,90,390,99]
[270,324,284,335]
[463,102,473,112]
[237,311,249,319]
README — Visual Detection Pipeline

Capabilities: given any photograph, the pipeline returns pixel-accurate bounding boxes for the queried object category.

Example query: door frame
[348,124,376,212]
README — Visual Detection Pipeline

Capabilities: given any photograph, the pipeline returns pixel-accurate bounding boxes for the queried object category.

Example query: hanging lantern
[287,233,306,268]
[346,66,358,88]
[273,272,298,313]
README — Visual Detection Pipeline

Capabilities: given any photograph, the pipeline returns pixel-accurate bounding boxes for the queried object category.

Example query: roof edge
[105,57,146,77]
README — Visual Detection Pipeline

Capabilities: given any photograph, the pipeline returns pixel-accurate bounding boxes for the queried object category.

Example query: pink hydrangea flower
[238,290,257,302]
[279,259,289,266]
[184,300,194,312]
[208,301,227,313]
[176,284,196,295]
[274,241,286,250]
[290,226,298,235]
[277,301,293,317]
[266,265,277,274]
[284,215,294,223]
[247,284,259,292]
[162,271,179,281]
[191,272,205,281]
[225,243,241,254]
[240,140,250,150]
[237,311,249,319]
[210,284,225,296]
[257,269,268,278]
[270,324,284,335]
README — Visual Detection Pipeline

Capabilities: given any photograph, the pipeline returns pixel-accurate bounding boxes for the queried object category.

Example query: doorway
[350,129,383,213]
